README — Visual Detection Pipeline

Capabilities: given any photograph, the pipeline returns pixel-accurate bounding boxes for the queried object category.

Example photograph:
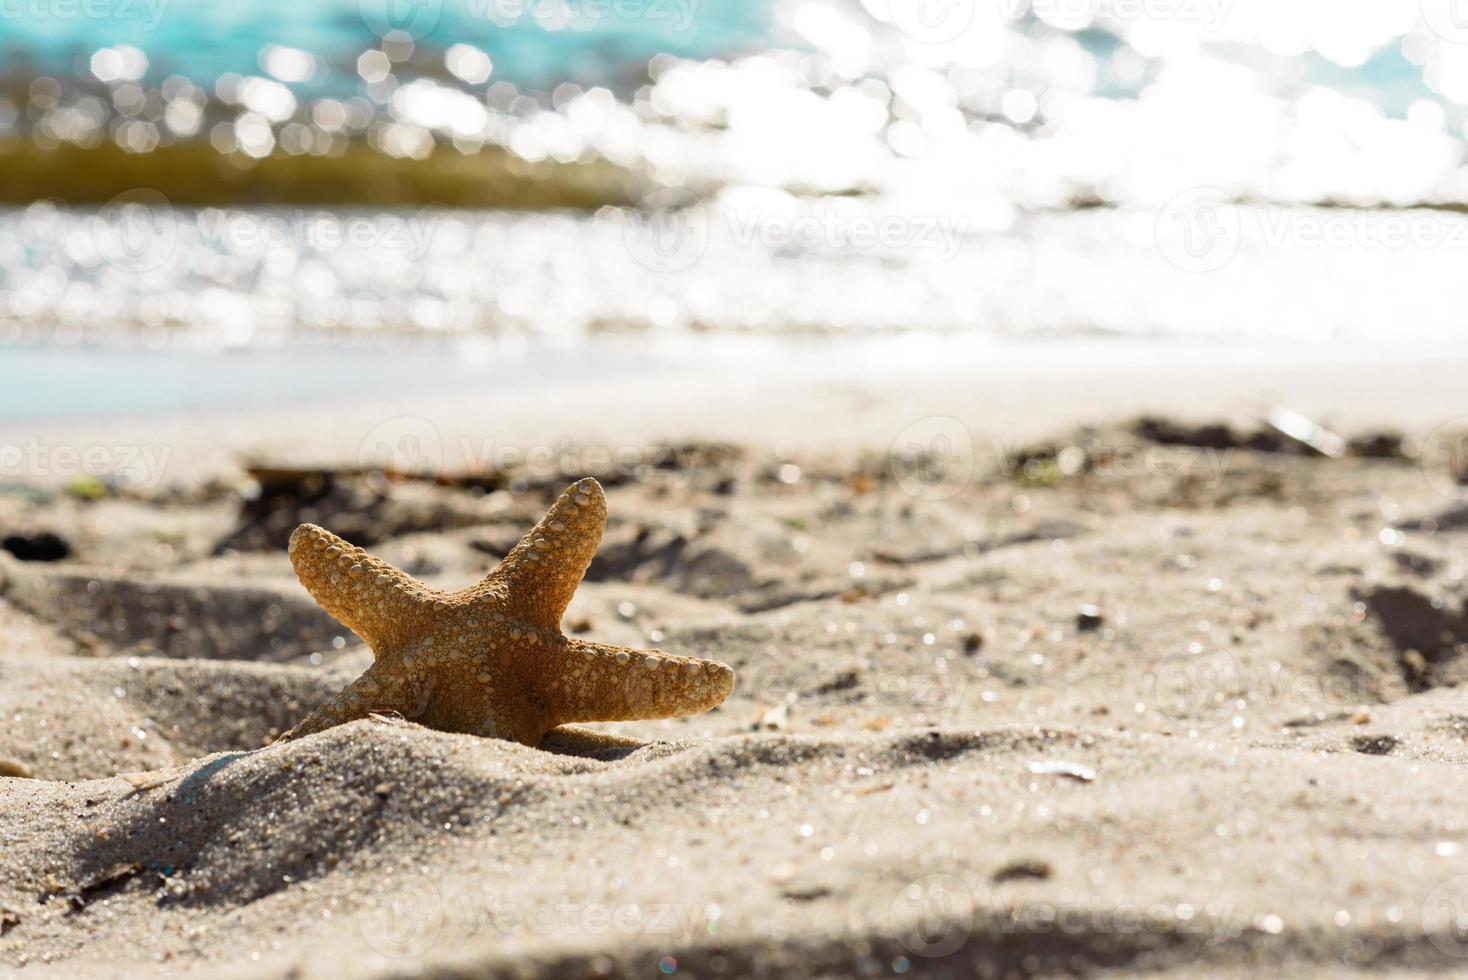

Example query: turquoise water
[0,0,775,92]
[0,0,1442,110]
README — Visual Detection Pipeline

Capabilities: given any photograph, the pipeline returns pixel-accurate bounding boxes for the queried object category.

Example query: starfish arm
[544,638,734,728]
[478,478,607,629]
[276,661,419,741]
[288,523,437,654]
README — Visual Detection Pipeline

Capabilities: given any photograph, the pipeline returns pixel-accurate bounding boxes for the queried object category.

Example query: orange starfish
[277,478,733,746]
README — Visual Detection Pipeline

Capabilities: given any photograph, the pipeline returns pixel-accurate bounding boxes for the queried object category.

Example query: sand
[5,345,1468,978]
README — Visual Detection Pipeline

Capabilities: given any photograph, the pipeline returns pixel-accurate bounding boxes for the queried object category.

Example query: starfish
[276,477,734,747]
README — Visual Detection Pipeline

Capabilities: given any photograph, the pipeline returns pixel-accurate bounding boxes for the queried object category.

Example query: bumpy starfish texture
[277,478,734,747]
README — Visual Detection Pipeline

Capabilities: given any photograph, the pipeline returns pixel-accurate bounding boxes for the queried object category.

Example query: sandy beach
[2,345,1468,978]
[8,0,1468,973]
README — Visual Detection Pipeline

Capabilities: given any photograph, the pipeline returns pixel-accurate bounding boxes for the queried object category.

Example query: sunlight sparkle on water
[4,1,1468,346]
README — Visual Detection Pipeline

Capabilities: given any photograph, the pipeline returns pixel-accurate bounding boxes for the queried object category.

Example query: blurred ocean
[0,0,774,94]
[4,0,1468,354]
[0,0,1447,104]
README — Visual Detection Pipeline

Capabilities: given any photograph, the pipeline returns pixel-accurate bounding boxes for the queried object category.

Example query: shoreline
[2,334,1465,487]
